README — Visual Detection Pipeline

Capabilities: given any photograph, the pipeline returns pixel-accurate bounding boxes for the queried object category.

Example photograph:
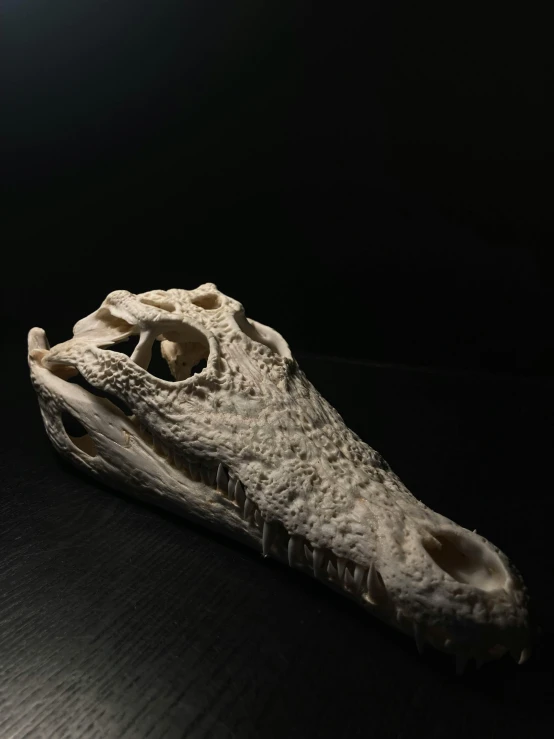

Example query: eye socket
[148,339,180,382]
[191,293,221,310]
[191,358,208,375]
[102,323,211,382]
[159,338,209,381]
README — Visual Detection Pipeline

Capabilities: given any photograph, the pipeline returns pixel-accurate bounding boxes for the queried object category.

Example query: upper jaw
[387,569,531,667]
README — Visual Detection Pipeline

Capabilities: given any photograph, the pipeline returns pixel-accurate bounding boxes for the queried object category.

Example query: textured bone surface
[27,284,531,670]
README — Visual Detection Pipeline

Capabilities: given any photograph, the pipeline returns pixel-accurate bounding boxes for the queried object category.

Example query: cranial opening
[110,334,140,357]
[47,357,135,417]
[105,324,210,382]
[61,411,98,457]
[423,531,508,592]
[68,372,134,417]
[159,338,209,381]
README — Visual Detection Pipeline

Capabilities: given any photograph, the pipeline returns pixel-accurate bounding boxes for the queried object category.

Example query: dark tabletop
[1,348,552,739]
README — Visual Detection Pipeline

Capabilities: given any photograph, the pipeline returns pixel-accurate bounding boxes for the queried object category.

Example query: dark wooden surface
[1,347,553,739]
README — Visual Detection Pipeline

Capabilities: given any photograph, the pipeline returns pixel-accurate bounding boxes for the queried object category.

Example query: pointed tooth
[234,480,245,509]
[353,565,366,593]
[327,559,338,579]
[413,622,425,655]
[254,509,263,528]
[287,537,295,566]
[313,549,325,578]
[216,463,228,492]
[367,563,386,604]
[344,568,356,590]
[288,536,303,566]
[201,466,214,486]
[337,558,347,581]
[455,654,469,676]
[262,521,275,557]
[244,497,255,521]
[518,647,531,665]
[228,477,237,502]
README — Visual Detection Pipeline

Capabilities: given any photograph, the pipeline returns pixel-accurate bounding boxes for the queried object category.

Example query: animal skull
[27,284,531,672]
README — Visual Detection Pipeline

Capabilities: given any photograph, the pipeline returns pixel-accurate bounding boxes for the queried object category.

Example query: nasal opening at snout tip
[422,530,509,592]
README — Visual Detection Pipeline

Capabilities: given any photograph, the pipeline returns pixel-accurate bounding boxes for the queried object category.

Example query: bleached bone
[27,284,531,671]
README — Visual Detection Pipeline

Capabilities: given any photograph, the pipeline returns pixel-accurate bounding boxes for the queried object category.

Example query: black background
[2,2,553,737]
[3,1,553,373]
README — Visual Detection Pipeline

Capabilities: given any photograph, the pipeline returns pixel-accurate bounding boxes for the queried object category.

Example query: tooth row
[136,425,527,673]
[409,620,529,673]
[213,462,388,601]
[257,521,388,605]
[138,430,389,605]
[212,463,248,513]
[136,423,215,483]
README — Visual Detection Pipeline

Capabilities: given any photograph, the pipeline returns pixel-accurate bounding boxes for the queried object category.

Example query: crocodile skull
[27,284,531,671]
